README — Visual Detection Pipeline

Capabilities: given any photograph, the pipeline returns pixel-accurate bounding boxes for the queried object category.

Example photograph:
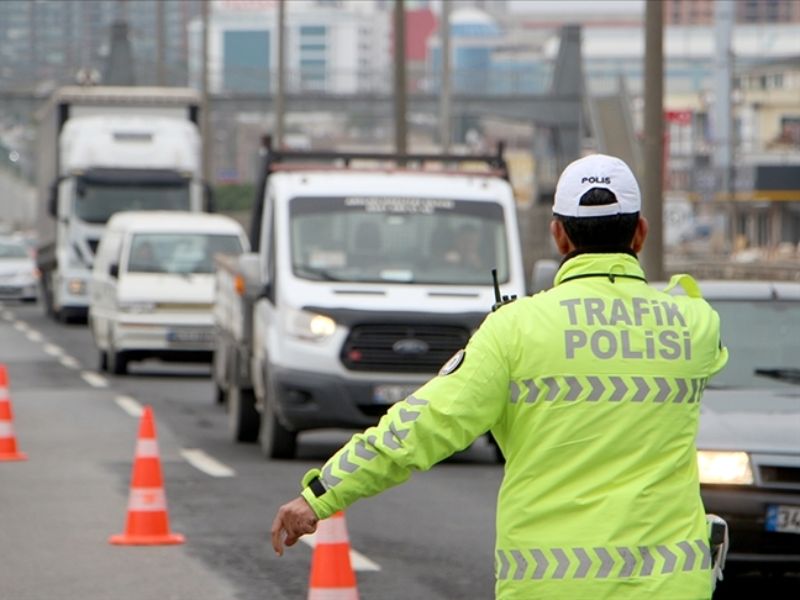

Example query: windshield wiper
[294,265,344,281]
[754,368,800,385]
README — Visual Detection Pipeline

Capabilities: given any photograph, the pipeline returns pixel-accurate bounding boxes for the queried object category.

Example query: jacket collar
[554,252,647,287]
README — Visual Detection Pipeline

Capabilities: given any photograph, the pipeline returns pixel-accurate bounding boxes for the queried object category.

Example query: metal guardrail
[666,259,800,281]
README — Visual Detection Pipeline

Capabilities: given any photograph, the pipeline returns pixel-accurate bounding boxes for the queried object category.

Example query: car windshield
[0,242,29,259]
[290,196,510,285]
[75,179,190,224]
[127,233,243,274]
[708,299,800,389]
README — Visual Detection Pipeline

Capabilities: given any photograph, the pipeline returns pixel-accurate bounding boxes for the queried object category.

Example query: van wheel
[259,374,297,459]
[98,350,108,372]
[227,385,259,443]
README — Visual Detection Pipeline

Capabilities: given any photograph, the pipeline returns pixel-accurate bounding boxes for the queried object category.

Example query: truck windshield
[290,196,510,285]
[127,233,243,275]
[75,179,190,224]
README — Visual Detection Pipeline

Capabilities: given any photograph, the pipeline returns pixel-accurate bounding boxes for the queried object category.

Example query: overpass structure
[1,25,586,194]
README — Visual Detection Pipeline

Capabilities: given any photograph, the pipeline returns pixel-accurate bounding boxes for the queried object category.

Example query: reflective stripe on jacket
[301,253,728,599]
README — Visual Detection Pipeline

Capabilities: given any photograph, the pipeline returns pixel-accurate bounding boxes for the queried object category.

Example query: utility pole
[394,0,407,156]
[201,0,211,183]
[156,0,166,85]
[439,0,451,153]
[275,0,286,148]
[641,0,664,281]
[714,0,735,248]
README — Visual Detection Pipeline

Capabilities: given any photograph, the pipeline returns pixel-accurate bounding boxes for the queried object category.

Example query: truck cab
[35,87,207,322]
[215,144,527,459]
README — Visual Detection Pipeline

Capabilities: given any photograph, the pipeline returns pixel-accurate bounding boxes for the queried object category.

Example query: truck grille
[341,324,469,373]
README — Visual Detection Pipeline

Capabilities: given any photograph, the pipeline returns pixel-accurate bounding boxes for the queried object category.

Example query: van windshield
[127,233,242,274]
[290,196,510,285]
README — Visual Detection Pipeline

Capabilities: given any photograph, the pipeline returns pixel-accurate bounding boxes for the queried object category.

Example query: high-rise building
[0,0,202,89]
[663,0,800,25]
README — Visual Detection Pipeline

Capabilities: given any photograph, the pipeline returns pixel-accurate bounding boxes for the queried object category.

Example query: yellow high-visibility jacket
[301,252,729,599]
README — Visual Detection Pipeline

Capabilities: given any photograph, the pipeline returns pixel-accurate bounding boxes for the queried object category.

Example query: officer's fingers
[270,513,287,556]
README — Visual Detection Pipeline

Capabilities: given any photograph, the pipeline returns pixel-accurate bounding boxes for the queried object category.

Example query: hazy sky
[507,0,645,15]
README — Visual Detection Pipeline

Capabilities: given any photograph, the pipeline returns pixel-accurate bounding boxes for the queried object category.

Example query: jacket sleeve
[301,310,512,519]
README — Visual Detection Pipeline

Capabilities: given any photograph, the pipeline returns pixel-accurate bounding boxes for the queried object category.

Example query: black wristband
[308,476,326,498]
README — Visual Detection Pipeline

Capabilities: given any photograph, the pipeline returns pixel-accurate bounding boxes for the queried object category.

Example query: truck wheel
[227,385,259,443]
[259,375,297,459]
[109,348,128,375]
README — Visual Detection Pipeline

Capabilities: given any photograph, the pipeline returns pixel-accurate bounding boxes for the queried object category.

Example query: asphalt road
[0,301,797,599]
[0,301,500,600]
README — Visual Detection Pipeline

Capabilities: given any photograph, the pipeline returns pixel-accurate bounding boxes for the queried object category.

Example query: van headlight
[67,278,87,296]
[285,307,336,341]
[697,450,754,485]
[118,301,156,314]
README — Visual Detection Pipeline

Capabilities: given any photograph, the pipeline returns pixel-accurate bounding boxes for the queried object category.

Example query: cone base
[109,532,185,546]
[0,451,27,461]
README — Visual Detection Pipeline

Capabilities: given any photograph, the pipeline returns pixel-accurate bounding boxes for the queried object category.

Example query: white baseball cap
[553,154,641,218]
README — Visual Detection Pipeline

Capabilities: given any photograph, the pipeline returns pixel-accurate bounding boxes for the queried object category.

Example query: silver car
[688,281,800,577]
[0,237,38,303]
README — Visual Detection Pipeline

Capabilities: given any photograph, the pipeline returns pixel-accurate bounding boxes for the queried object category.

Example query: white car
[0,237,39,303]
[89,211,248,375]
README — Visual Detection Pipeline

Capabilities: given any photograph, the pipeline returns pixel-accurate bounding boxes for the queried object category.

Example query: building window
[300,25,326,37]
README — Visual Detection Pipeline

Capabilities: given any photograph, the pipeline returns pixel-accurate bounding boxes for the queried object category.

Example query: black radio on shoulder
[491,268,517,312]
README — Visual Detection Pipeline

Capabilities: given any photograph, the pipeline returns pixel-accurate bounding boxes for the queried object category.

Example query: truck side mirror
[204,183,216,213]
[109,264,119,278]
[530,259,558,294]
[47,182,58,217]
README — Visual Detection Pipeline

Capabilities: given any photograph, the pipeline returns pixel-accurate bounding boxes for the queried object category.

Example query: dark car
[686,281,800,576]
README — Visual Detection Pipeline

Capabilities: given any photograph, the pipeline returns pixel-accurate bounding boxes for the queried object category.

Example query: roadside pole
[394,0,407,158]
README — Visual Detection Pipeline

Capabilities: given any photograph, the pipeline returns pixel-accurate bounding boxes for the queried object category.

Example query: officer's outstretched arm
[301,315,511,520]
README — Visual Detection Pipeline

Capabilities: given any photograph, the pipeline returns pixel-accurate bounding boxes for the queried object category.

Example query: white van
[90,211,248,375]
[214,143,528,458]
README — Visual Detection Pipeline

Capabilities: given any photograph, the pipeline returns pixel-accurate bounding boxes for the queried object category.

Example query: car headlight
[697,450,754,485]
[285,307,336,341]
[118,301,156,314]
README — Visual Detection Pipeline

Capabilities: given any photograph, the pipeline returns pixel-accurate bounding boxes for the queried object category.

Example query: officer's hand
[271,496,319,556]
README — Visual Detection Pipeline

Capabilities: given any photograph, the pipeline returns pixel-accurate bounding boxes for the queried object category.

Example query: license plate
[373,384,418,405]
[765,504,800,534]
[167,330,214,344]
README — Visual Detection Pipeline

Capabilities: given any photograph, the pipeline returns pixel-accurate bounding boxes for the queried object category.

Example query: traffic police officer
[272,154,729,599]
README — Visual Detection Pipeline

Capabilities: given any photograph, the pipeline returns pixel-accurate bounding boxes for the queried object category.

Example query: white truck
[213,141,528,459]
[35,86,210,322]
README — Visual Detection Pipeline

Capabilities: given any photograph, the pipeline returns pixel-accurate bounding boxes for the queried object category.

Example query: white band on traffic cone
[135,439,160,458]
[127,487,167,511]
[308,588,359,600]
[0,387,9,400]
[315,516,351,545]
[0,421,14,437]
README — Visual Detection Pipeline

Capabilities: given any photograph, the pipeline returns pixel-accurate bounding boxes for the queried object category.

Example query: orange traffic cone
[0,364,26,462]
[308,511,359,600]
[109,405,184,545]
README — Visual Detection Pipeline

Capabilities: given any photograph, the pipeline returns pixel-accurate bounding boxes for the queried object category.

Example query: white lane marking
[26,330,43,342]
[13,320,29,332]
[115,395,144,417]
[300,532,382,572]
[59,355,80,369]
[81,371,109,388]
[44,343,64,357]
[180,449,236,478]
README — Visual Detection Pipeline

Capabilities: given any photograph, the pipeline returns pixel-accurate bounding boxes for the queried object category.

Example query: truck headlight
[286,307,336,341]
[67,278,87,296]
[118,301,156,314]
[697,450,754,485]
